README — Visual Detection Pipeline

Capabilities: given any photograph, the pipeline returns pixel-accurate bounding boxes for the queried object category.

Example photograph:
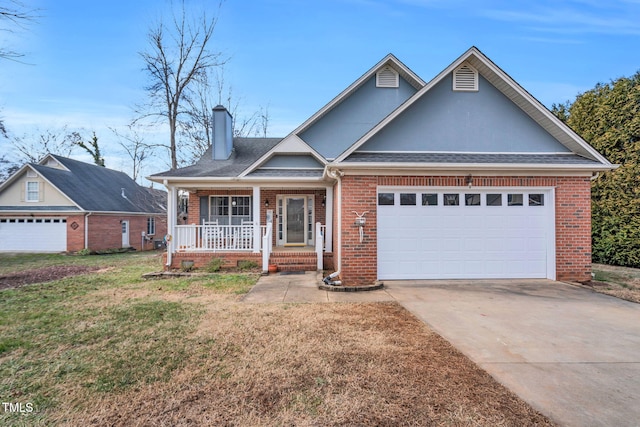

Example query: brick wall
[0,213,166,253]
[86,214,167,252]
[66,215,86,252]
[340,176,378,285]
[555,176,592,282]
[336,174,592,285]
[169,251,262,270]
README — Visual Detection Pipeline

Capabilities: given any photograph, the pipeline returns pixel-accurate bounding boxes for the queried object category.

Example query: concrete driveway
[384,279,640,427]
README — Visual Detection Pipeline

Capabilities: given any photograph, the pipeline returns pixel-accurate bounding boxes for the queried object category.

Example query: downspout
[84,212,93,250]
[163,180,174,268]
[323,168,343,286]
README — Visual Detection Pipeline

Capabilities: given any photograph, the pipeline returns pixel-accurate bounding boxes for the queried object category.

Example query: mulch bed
[0,265,99,290]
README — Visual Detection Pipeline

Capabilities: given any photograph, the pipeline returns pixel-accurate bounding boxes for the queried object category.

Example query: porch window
[209,196,252,225]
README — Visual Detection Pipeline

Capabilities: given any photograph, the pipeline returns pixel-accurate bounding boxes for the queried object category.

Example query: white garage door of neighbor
[0,218,67,252]
[377,189,555,280]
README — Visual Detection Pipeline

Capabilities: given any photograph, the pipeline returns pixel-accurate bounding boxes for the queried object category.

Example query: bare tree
[0,1,38,137]
[0,0,37,62]
[111,125,155,182]
[11,127,77,163]
[181,66,272,162]
[0,154,19,184]
[256,104,270,138]
[137,0,225,169]
[180,68,215,164]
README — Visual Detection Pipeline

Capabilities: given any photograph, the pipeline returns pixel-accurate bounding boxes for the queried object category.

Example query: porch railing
[174,224,256,252]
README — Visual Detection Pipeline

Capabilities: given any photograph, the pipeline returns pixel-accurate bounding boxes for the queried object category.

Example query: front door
[285,197,305,245]
[121,220,129,247]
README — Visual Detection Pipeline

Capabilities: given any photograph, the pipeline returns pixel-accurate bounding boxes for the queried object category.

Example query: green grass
[593,269,633,289]
[0,252,259,424]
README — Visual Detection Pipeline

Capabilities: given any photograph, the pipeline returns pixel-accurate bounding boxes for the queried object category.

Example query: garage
[0,217,67,252]
[377,188,555,280]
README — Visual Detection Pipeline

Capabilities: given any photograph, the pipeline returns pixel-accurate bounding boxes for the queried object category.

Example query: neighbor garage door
[377,189,554,280]
[0,218,67,252]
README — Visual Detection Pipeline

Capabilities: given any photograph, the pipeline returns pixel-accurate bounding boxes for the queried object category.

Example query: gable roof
[334,47,612,168]
[150,138,282,180]
[147,48,613,183]
[292,54,425,138]
[0,154,166,213]
[238,134,327,178]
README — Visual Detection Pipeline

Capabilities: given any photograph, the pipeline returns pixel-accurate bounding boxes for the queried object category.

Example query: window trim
[208,195,252,225]
[147,217,156,235]
[26,181,40,202]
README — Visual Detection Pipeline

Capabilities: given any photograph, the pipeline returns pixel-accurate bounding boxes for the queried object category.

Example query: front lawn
[587,263,640,303]
[0,252,553,425]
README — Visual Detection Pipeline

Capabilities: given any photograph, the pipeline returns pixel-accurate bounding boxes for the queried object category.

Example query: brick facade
[337,174,592,285]
[85,214,167,252]
[0,213,166,253]
[168,175,592,282]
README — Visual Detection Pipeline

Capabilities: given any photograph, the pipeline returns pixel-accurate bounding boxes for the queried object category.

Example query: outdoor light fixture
[321,196,326,207]
[465,174,473,188]
[264,199,269,207]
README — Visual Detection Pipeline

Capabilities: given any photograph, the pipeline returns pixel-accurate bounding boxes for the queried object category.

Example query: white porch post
[165,183,177,266]
[252,186,261,253]
[325,185,333,252]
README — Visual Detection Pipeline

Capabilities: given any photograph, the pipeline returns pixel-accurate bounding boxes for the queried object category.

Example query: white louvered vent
[376,66,399,88]
[453,63,478,91]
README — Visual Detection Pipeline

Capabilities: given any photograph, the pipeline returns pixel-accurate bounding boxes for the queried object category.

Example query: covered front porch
[164,184,334,272]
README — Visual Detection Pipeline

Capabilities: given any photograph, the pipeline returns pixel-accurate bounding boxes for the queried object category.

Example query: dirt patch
[0,265,99,290]
[582,264,640,304]
[579,280,640,304]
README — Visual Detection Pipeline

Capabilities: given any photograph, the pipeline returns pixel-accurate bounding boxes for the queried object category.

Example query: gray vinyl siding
[300,75,418,159]
[358,73,570,153]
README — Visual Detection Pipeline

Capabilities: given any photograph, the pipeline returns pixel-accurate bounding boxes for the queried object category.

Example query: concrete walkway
[242,271,393,303]
[243,274,640,427]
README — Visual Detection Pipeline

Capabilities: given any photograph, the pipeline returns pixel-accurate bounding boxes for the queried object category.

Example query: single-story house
[149,46,613,285]
[0,154,167,253]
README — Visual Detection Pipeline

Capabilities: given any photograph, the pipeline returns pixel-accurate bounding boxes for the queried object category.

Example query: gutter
[84,212,93,250]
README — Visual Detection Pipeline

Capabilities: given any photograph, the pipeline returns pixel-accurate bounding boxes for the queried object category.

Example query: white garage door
[377,189,555,280]
[0,218,67,252]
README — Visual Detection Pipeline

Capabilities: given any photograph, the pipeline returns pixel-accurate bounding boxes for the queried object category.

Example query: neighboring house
[149,47,613,285]
[0,154,167,253]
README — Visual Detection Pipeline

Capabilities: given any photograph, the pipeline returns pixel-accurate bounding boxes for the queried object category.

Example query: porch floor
[272,245,315,253]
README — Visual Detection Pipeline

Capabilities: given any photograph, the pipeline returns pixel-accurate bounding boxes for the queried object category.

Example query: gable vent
[453,63,478,91]
[376,66,399,88]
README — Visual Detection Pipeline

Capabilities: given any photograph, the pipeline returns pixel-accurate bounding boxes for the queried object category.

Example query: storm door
[284,196,306,245]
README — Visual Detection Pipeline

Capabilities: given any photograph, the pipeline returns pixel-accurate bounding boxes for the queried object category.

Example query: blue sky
[1,0,639,179]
